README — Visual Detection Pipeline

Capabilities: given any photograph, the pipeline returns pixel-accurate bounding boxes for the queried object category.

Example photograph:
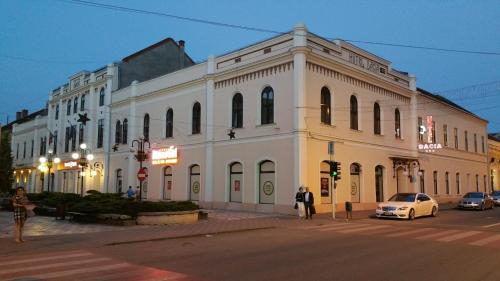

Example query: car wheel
[408,209,415,220]
[480,203,485,211]
[431,206,438,217]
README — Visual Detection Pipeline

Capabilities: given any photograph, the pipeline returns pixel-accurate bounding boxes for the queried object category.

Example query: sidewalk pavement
[0,204,457,256]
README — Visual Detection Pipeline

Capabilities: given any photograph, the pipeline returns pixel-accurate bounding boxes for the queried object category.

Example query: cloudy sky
[1,0,499,131]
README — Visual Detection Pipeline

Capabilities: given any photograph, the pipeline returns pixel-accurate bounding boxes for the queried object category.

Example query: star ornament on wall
[77,113,91,125]
[228,129,236,140]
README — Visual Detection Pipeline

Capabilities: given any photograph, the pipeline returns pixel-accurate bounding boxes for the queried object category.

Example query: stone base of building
[136,210,199,225]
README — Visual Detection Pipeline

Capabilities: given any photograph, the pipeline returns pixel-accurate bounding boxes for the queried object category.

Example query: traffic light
[335,162,341,181]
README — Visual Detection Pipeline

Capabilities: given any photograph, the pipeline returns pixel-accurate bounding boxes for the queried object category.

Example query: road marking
[385,228,434,238]
[416,229,461,240]
[0,252,94,266]
[317,223,369,232]
[469,234,500,246]
[337,225,389,234]
[482,222,500,228]
[437,231,482,242]
[301,223,356,230]
[0,257,111,275]
[15,262,130,280]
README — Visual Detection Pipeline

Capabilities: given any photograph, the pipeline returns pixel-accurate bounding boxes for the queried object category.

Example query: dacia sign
[151,146,178,165]
[418,143,442,153]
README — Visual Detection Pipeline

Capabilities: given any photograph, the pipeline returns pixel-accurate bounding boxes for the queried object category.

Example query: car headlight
[376,206,382,210]
[397,207,408,211]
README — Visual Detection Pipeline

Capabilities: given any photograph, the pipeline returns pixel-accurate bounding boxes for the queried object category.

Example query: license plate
[383,212,393,215]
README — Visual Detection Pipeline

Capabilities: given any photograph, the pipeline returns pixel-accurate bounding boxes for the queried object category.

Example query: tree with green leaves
[0,132,14,193]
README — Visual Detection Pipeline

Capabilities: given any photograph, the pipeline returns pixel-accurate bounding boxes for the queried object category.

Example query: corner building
[111,24,488,213]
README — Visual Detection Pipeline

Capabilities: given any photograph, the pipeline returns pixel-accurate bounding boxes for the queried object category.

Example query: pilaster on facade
[204,55,216,205]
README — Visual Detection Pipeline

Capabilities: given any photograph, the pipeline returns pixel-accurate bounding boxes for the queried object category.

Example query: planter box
[136,210,199,225]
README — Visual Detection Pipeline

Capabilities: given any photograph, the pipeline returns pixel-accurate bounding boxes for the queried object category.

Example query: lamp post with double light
[132,137,150,201]
[72,143,94,197]
[38,149,60,192]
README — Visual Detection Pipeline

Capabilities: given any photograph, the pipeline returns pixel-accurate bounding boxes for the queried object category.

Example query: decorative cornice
[214,61,293,89]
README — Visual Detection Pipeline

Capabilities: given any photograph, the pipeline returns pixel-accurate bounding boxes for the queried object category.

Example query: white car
[376,193,439,220]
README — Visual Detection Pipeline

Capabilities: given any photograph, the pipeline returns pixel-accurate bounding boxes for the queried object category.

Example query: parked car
[491,191,500,206]
[376,193,439,220]
[457,192,494,210]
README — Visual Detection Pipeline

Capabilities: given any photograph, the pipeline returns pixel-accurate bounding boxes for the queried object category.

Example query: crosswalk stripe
[300,223,343,230]
[469,233,500,246]
[416,229,461,240]
[317,224,369,232]
[15,262,130,280]
[0,257,111,275]
[362,227,408,236]
[0,252,94,266]
[437,231,482,242]
[337,225,389,234]
[385,228,434,238]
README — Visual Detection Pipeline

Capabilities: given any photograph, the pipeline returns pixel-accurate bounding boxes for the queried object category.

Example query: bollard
[345,201,353,221]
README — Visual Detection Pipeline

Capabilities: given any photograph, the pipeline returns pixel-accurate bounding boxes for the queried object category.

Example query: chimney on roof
[178,40,185,68]
[22,109,28,118]
[16,111,21,120]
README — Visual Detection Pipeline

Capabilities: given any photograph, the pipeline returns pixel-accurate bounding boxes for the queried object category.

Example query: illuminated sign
[426,116,433,143]
[64,161,78,168]
[152,146,178,165]
[418,143,442,153]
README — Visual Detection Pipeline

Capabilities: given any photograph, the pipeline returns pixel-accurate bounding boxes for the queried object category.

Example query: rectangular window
[16,143,19,159]
[71,125,76,151]
[97,119,104,148]
[454,128,458,149]
[443,124,448,146]
[464,131,468,151]
[418,117,423,142]
[445,172,449,194]
[53,131,58,155]
[31,139,34,158]
[79,124,84,145]
[456,173,460,194]
[483,175,487,192]
[474,133,477,153]
[419,170,425,193]
[23,142,26,158]
[481,136,485,153]
[65,127,70,152]
[475,174,479,192]
[431,121,436,143]
[433,171,438,194]
[80,94,86,111]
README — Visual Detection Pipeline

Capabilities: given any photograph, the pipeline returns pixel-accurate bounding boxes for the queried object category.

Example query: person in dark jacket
[303,187,315,219]
[295,187,305,218]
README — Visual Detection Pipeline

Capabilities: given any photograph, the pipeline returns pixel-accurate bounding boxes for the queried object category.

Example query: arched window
[80,94,85,111]
[115,120,122,144]
[192,102,201,134]
[115,169,123,193]
[73,98,78,114]
[232,93,243,128]
[163,166,172,200]
[374,103,381,135]
[229,162,243,203]
[456,173,460,194]
[261,86,274,125]
[99,88,105,106]
[350,95,358,130]
[166,108,173,138]
[55,104,59,120]
[445,172,450,194]
[143,114,150,141]
[66,100,71,116]
[122,119,128,144]
[320,87,331,125]
[395,108,401,139]
[350,163,361,202]
[189,164,201,201]
[375,165,384,202]
[259,160,275,204]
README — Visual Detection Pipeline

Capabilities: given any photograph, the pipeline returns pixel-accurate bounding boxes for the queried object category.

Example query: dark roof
[489,133,500,142]
[1,108,47,133]
[121,37,195,64]
[417,87,486,122]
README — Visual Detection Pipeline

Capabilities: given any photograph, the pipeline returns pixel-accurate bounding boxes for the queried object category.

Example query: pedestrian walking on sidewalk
[127,186,136,199]
[12,186,29,243]
[304,187,315,219]
[295,187,305,219]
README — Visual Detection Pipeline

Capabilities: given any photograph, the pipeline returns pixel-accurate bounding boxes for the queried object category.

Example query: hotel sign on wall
[418,115,443,153]
[151,146,178,165]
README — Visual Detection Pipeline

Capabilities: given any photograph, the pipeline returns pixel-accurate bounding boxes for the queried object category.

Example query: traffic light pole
[330,153,336,220]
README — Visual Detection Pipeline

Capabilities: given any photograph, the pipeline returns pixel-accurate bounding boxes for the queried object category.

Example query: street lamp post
[72,143,94,197]
[132,137,150,201]
[39,149,60,192]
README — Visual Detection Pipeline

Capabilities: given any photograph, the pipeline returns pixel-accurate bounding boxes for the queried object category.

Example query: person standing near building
[135,186,141,201]
[295,187,305,219]
[127,186,135,199]
[12,186,29,243]
[303,187,315,219]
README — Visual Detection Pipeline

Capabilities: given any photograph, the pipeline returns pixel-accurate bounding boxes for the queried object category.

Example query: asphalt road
[91,207,500,281]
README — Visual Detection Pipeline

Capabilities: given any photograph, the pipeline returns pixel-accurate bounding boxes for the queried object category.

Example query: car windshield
[463,192,483,198]
[388,193,416,202]
[492,191,500,196]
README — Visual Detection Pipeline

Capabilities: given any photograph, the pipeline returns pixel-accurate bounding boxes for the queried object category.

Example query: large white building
[10,24,493,213]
